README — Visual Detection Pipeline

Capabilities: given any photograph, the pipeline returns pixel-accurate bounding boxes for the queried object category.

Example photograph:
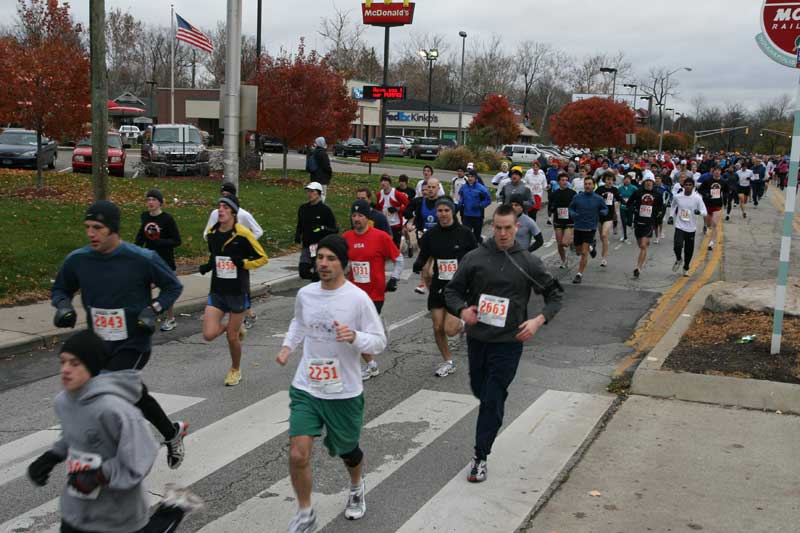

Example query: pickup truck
[141,124,210,176]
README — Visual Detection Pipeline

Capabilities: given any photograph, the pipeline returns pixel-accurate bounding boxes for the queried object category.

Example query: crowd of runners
[28,139,783,532]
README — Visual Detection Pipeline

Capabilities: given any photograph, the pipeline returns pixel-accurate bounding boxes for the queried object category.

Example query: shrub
[475,149,504,171]
[475,162,490,174]
[434,146,473,171]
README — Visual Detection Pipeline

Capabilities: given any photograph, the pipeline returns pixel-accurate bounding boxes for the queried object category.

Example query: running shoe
[244,314,257,329]
[467,458,487,483]
[161,483,204,515]
[672,259,681,272]
[559,261,568,269]
[414,283,426,294]
[361,363,380,381]
[344,480,366,520]
[708,241,714,251]
[224,368,242,386]
[435,360,456,377]
[589,246,597,258]
[619,235,626,242]
[725,215,730,221]
[572,273,582,284]
[633,268,640,278]
[683,269,690,277]
[653,237,660,245]
[239,324,247,342]
[166,421,188,470]
[288,508,317,533]
[160,318,177,332]
[546,220,552,225]
[660,232,665,239]
[600,259,607,267]
[743,212,747,219]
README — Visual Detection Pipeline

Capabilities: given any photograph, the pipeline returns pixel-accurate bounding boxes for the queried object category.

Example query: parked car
[369,136,412,157]
[501,144,541,165]
[118,125,141,146]
[0,128,57,169]
[260,135,285,153]
[439,139,458,149]
[333,138,367,157]
[410,137,440,159]
[141,124,210,176]
[72,132,126,177]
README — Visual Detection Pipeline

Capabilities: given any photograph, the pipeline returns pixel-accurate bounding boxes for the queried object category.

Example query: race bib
[66,449,103,500]
[532,182,543,195]
[477,294,510,328]
[90,308,127,342]
[711,188,721,199]
[557,207,569,219]
[351,261,370,284]
[679,208,692,222]
[605,193,614,206]
[639,205,653,218]
[307,358,343,394]
[215,256,237,279]
[309,244,318,258]
[437,258,458,281]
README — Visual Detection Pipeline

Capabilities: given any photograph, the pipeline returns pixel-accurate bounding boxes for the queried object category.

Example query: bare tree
[463,35,514,103]
[638,66,682,131]
[203,21,258,86]
[105,8,144,97]
[568,51,631,95]
[515,41,552,120]
[318,6,366,73]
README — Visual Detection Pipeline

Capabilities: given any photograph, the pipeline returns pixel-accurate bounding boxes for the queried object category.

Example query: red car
[72,132,126,177]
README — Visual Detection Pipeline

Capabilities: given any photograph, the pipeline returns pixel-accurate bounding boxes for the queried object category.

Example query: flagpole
[170,4,175,123]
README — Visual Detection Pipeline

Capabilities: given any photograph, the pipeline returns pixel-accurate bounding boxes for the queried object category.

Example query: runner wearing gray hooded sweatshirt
[27,331,201,533]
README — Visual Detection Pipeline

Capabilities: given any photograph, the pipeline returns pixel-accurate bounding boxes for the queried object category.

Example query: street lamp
[600,67,618,101]
[457,31,467,146]
[675,112,683,133]
[419,48,439,138]
[658,66,692,152]
[623,83,637,111]
[640,95,653,128]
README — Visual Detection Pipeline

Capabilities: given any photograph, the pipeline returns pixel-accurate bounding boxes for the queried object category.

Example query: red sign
[361,151,381,163]
[363,86,407,100]
[762,0,800,57]
[362,2,415,26]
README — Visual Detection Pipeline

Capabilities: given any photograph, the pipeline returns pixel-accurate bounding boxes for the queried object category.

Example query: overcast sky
[3,0,795,113]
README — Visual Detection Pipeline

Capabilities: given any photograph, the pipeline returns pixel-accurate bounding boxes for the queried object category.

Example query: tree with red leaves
[634,127,659,150]
[468,94,522,148]
[0,0,89,188]
[549,97,635,150]
[252,40,358,178]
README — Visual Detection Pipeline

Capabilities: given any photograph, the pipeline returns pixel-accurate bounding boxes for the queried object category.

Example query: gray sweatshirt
[444,238,562,343]
[51,371,159,533]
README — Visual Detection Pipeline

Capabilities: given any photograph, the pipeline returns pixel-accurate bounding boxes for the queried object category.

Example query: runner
[457,169,492,244]
[723,164,739,221]
[752,157,766,206]
[510,194,544,252]
[343,200,403,380]
[491,161,510,190]
[653,175,671,244]
[671,178,707,276]
[568,176,608,284]
[524,161,547,221]
[628,176,664,278]
[499,168,533,208]
[199,195,269,386]
[594,172,622,266]
[451,167,467,205]
[736,162,752,219]
[52,200,187,469]
[415,165,446,197]
[355,188,393,236]
[413,197,477,377]
[396,175,416,257]
[295,182,338,282]
[618,173,638,243]
[28,331,203,533]
[204,182,264,329]
[376,174,410,248]
[405,178,442,293]
[276,234,387,531]
[698,166,727,251]
[444,204,563,483]
[549,173,577,268]
[134,189,182,332]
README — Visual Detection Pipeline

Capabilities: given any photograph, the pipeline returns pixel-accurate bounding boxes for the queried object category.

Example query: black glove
[231,256,245,269]
[28,451,62,487]
[67,468,107,495]
[136,306,157,335]
[198,262,211,275]
[53,302,77,328]
[385,277,398,292]
[388,206,398,214]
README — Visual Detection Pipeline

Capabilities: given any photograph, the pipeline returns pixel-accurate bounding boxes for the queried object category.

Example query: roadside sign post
[755,0,800,354]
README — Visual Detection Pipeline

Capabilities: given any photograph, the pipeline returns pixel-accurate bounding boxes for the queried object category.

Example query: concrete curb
[631,281,800,415]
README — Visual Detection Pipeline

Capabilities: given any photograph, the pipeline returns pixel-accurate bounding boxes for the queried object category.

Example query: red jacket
[376,188,410,228]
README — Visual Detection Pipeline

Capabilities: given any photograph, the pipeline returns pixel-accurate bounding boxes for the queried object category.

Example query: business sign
[386,111,438,123]
[757,0,800,68]
[362,1,415,26]
[363,86,407,100]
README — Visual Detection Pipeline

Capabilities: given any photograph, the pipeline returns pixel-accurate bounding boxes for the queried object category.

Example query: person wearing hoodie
[27,331,202,533]
[723,164,739,220]
[444,204,563,484]
[306,137,333,201]
[457,169,492,243]
[568,176,608,284]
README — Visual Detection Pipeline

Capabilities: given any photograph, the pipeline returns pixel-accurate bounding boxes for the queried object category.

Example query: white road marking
[197,389,479,533]
[57,167,72,173]
[388,309,428,332]
[0,393,204,487]
[0,391,289,533]
[397,390,614,533]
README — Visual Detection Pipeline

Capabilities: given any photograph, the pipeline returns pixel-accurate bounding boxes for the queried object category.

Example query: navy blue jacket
[568,192,608,231]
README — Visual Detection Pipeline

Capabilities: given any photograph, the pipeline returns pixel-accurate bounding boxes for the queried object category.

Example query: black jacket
[294,201,338,247]
[413,222,478,285]
[135,211,181,270]
[628,187,664,226]
[308,146,332,185]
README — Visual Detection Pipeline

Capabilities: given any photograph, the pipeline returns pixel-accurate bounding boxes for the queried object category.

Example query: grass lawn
[0,169,384,304]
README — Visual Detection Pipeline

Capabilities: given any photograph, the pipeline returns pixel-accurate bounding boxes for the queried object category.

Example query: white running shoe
[160,318,177,332]
[288,508,317,533]
[708,241,714,251]
[600,259,607,267]
[413,283,426,294]
[161,483,204,515]
[165,421,188,470]
[683,269,690,277]
[361,363,380,381]
[435,360,456,377]
[672,260,681,272]
[344,480,366,520]
[653,237,660,245]
[467,458,487,483]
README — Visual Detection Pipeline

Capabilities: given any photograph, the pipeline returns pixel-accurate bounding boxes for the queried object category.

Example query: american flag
[175,14,213,53]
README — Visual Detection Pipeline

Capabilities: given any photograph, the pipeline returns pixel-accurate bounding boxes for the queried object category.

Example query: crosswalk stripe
[0,390,289,533]
[197,389,479,533]
[0,393,204,488]
[396,390,614,533]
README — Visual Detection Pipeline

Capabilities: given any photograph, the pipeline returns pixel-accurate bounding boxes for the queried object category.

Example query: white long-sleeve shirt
[524,169,547,199]
[283,281,387,400]
[203,207,263,240]
[671,191,707,233]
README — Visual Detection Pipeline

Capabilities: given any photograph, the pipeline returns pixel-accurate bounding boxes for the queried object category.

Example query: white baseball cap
[305,181,324,192]
[466,162,475,170]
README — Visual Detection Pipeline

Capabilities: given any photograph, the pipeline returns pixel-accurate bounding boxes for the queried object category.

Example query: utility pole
[256,0,262,67]
[90,0,108,200]
[379,26,390,158]
[223,0,242,189]
[457,31,467,145]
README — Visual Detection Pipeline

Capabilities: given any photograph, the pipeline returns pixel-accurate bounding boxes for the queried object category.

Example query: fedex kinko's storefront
[383,100,478,141]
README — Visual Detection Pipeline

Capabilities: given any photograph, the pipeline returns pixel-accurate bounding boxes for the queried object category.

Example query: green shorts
[288,386,364,457]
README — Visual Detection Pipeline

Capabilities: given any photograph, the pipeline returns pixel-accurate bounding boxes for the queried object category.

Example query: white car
[502,144,542,165]
[118,125,141,140]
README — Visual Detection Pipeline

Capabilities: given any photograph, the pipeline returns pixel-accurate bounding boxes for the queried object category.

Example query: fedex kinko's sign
[362,0,415,26]
[757,0,800,68]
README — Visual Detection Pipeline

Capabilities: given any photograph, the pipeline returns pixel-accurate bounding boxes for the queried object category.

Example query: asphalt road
[0,216,696,532]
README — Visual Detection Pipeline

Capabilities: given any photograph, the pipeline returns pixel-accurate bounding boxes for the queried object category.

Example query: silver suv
[142,124,210,176]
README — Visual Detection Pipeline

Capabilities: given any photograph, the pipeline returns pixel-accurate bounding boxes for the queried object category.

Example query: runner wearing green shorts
[276,234,387,533]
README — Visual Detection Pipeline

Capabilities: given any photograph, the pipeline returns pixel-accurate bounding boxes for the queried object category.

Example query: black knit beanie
[435,196,456,214]
[85,201,121,234]
[61,330,107,377]
[317,234,349,267]
[146,189,164,204]
[218,195,239,214]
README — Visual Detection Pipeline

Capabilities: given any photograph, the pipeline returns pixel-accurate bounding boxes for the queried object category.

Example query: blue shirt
[568,192,608,231]
[457,181,492,218]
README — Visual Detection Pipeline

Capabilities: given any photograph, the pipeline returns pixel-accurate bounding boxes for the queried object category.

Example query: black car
[410,137,440,160]
[0,129,58,169]
[333,138,367,157]
[259,135,285,153]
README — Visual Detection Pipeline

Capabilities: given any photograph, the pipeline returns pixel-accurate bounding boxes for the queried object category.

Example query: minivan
[501,144,541,165]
